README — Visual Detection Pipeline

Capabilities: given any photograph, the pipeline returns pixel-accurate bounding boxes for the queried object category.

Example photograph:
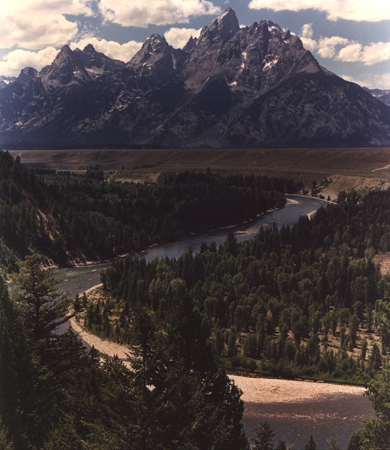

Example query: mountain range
[364,88,390,107]
[0,76,17,89]
[0,8,389,149]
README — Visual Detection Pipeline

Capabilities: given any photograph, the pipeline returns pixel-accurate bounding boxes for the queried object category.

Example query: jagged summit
[0,8,389,149]
[83,43,96,53]
[129,34,171,67]
[198,7,239,44]
[18,67,38,80]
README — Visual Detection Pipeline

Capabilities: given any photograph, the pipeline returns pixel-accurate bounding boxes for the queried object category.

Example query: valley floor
[10,147,390,200]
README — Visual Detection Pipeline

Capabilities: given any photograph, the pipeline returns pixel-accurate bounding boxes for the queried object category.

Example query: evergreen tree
[347,364,390,450]
[275,440,287,450]
[304,435,317,450]
[11,255,72,342]
[0,420,14,450]
[252,421,275,450]
[326,437,340,450]
[0,275,34,449]
[369,343,382,371]
[361,337,368,361]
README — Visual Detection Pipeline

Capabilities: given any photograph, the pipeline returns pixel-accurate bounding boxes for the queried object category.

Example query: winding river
[55,195,373,449]
[55,195,327,299]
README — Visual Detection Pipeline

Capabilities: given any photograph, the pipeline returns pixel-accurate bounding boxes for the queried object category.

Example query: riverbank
[68,284,133,367]
[66,308,368,401]
[229,375,366,404]
[239,376,372,449]
[42,194,326,277]
[58,203,289,269]
[54,192,367,448]
[64,313,372,448]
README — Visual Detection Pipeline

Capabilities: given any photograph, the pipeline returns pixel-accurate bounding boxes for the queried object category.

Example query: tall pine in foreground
[124,278,249,449]
[1,257,249,449]
[0,274,33,449]
[11,255,72,342]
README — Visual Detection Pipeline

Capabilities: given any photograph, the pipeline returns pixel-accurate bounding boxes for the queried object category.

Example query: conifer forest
[1,150,390,449]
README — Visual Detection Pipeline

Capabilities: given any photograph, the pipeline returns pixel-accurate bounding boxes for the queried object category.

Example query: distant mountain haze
[364,87,390,107]
[0,8,389,149]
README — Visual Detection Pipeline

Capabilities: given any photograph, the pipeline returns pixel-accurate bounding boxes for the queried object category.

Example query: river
[54,195,373,449]
[55,195,327,299]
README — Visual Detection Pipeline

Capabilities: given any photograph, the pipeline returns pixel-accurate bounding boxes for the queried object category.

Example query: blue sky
[1,0,389,89]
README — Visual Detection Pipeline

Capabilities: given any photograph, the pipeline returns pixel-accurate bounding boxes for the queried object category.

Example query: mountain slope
[365,87,390,107]
[0,8,389,149]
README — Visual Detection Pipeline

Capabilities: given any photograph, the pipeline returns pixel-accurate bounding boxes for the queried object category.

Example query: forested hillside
[98,189,390,384]
[3,149,390,448]
[0,151,302,272]
[0,257,248,449]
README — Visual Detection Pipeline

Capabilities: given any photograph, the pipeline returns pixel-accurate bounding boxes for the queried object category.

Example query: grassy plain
[9,147,390,188]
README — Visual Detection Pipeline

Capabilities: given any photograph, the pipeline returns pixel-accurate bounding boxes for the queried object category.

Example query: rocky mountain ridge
[0,76,17,89]
[364,88,390,107]
[0,8,389,149]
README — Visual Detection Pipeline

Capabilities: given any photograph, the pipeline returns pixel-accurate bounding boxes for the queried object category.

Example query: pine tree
[326,437,340,450]
[11,255,72,342]
[252,421,275,450]
[0,274,34,449]
[275,440,286,450]
[361,337,368,361]
[304,435,317,450]
[0,419,14,450]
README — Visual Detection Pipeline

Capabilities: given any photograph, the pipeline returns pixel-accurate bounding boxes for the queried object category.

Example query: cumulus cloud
[301,23,313,39]
[317,36,351,58]
[1,0,94,51]
[299,24,351,56]
[337,43,364,62]
[70,37,143,62]
[298,23,390,66]
[300,23,317,52]
[0,47,59,76]
[98,0,221,27]
[0,0,94,18]
[1,15,78,51]
[248,0,390,22]
[164,27,201,48]
[337,41,390,65]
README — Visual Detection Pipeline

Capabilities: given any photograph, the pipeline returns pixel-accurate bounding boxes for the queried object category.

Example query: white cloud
[70,38,143,62]
[337,43,364,62]
[0,0,94,18]
[341,73,390,89]
[1,0,94,51]
[301,23,313,39]
[299,24,351,56]
[298,24,390,66]
[300,37,317,52]
[0,47,59,76]
[317,36,351,58]
[1,15,78,51]
[248,0,390,22]
[98,0,221,27]
[337,41,390,65]
[164,27,201,48]
[300,24,317,52]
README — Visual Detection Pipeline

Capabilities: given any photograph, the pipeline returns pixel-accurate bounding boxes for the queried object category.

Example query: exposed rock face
[1,8,389,149]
